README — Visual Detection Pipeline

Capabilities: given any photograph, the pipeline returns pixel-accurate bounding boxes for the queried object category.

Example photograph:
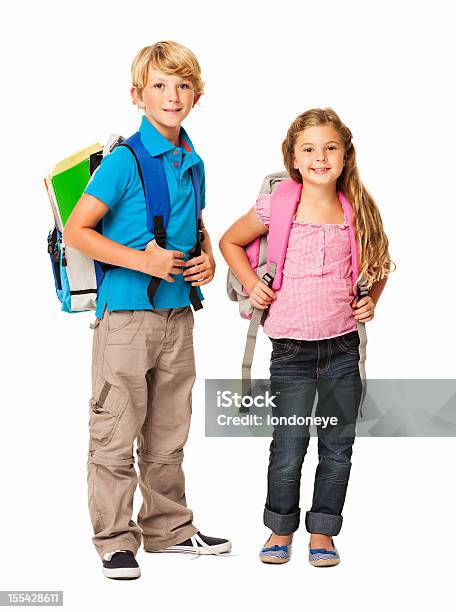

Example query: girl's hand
[143,240,185,282]
[183,252,215,286]
[249,279,276,309]
[351,295,375,322]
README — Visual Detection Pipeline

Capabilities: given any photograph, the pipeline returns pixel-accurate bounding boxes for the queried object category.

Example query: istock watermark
[205,379,456,437]
[217,413,338,428]
[216,390,277,410]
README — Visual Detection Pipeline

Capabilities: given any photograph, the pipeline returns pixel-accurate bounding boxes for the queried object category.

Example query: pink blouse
[255,193,358,341]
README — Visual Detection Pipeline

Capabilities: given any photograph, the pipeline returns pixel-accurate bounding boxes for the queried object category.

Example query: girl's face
[293,125,345,186]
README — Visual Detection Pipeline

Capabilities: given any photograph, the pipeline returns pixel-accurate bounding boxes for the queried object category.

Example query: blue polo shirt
[84,116,205,318]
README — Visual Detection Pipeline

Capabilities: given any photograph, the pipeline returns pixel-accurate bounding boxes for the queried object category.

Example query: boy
[64,41,230,580]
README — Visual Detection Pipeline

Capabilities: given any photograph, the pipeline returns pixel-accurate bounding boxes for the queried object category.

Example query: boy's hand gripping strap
[147,166,205,311]
[146,215,167,308]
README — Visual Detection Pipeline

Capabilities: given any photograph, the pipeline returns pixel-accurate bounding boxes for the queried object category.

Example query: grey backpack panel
[226,171,289,318]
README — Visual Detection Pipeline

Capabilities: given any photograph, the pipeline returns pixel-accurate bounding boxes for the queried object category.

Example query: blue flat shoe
[259,539,292,564]
[308,538,340,567]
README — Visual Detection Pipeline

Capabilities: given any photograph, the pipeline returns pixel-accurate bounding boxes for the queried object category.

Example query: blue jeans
[264,330,362,536]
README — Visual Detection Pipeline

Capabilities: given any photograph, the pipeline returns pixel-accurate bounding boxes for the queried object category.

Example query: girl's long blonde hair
[282,108,394,289]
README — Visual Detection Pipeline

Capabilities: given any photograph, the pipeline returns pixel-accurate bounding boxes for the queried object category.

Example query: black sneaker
[102,550,141,579]
[150,531,232,555]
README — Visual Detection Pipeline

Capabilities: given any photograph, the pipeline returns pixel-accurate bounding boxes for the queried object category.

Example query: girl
[219,108,392,566]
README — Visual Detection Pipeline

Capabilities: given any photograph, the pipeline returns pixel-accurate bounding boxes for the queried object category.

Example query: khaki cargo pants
[87,307,198,559]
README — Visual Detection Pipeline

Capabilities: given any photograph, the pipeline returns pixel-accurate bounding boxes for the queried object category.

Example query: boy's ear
[193,93,202,107]
[131,86,145,108]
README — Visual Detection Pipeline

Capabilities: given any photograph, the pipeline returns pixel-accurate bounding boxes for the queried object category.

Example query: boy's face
[293,125,345,186]
[131,66,200,135]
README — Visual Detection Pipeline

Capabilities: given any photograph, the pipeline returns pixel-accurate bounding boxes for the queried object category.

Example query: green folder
[45,143,103,229]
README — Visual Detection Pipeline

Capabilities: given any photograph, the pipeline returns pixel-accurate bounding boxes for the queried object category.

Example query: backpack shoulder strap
[190,164,202,223]
[240,178,300,400]
[187,164,204,311]
[119,132,170,236]
[267,179,302,290]
[118,132,170,307]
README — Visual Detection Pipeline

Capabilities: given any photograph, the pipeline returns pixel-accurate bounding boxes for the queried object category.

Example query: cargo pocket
[89,380,127,447]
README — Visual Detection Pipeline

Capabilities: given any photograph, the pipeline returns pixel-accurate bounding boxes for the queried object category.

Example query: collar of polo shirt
[139,115,195,157]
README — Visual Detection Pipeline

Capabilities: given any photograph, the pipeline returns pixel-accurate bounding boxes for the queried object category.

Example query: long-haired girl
[220,108,393,566]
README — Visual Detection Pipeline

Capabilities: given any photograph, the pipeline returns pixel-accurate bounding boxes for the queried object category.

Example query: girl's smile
[311,167,331,174]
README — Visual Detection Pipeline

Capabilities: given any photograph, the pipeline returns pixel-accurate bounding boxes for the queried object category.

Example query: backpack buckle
[357,285,369,299]
[198,229,205,243]
[153,226,167,247]
[153,215,166,246]
[262,272,274,287]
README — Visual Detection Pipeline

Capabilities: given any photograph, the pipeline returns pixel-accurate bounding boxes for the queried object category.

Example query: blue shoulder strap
[190,165,201,225]
[119,131,170,232]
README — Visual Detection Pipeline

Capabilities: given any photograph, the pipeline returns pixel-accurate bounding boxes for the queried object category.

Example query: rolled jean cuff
[263,506,300,534]
[305,511,343,536]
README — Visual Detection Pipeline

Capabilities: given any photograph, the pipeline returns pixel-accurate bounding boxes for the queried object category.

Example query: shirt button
[173,150,179,156]
[174,162,179,167]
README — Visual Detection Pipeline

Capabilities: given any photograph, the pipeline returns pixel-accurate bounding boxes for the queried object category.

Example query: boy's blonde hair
[131,41,204,98]
[282,107,395,289]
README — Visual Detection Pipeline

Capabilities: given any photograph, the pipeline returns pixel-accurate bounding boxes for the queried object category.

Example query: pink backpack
[226,172,369,402]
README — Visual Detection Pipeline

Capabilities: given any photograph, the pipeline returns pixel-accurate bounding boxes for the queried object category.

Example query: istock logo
[216,390,277,409]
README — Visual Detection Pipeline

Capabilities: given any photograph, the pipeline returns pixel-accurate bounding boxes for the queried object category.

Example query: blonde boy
[64,41,230,580]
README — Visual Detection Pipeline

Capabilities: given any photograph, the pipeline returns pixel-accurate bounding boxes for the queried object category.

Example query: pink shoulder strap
[268,179,302,290]
[267,184,360,294]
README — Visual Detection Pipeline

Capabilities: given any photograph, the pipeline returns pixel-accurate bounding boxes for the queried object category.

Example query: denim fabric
[263,330,362,536]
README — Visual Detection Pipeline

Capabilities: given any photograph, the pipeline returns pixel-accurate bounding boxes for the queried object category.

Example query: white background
[2,0,455,610]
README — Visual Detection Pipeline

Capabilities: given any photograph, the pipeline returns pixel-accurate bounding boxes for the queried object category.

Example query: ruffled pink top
[255,193,358,341]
